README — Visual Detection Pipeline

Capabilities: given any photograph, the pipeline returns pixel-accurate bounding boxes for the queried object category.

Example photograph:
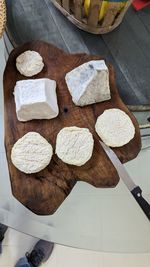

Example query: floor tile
[2,228,37,247]
[0,152,11,196]
[56,246,103,267]
[123,254,150,267]
[1,229,60,267]
[103,253,150,267]
[103,253,127,267]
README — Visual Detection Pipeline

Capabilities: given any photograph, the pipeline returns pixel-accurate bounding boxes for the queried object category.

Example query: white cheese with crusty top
[56,126,94,166]
[65,60,111,106]
[95,108,135,147]
[16,50,44,77]
[14,78,59,121]
[11,132,53,174]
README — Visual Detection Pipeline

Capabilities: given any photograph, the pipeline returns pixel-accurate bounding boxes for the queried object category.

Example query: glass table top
[0,43,150,250]
[1,1,150,251]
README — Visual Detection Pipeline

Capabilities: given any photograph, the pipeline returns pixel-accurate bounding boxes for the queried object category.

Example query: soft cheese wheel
[95,108,135,147]
[56,127,94,166]
[16,50,44,77]
[11,132,53,174]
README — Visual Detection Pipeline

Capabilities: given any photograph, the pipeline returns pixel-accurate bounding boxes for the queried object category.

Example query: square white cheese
[65,60,111,106]
[14,78,59,121]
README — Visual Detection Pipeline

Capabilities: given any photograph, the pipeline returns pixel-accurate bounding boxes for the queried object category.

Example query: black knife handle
[131,186,150,220]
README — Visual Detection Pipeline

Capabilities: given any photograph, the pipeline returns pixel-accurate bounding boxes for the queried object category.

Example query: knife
[100,141,150,220]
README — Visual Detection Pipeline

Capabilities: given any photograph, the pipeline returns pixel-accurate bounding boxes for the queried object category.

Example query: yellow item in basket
[84,0,126,21]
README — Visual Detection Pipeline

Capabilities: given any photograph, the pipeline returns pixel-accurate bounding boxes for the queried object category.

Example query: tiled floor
[0,37,150,266]
[1,228,150,267]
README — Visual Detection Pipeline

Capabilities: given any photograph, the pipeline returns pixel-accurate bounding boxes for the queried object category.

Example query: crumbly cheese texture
[14,78,59,121]
[65,60,111,106]
[56,127,94,166]
[16,50,44,77]
[11,132,53,174]
[95,108,135,147]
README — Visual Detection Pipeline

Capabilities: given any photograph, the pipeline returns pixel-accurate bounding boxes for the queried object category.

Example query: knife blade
[100,141,150,220]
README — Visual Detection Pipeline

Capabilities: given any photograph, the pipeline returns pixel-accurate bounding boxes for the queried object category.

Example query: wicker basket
[51,0,132,34]
[0,0,6,38]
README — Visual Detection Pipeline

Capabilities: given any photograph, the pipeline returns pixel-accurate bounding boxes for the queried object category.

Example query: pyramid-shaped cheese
[14,78,59,121]
[65,60,111,106]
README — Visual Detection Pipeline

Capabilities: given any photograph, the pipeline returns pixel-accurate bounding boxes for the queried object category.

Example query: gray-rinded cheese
[11,132,53,174]
[95,108,135,147]
[14,78,59,122]
[56,126,94,166]
[65,60,111,106]
[16,50,44,77]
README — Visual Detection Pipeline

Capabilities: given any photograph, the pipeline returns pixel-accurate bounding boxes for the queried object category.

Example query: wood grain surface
[3,41,141,215]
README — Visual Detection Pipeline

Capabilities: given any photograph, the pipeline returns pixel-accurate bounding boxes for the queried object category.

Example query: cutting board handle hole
[64,107,68,113]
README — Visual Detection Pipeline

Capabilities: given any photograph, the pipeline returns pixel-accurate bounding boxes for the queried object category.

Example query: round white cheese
[56,126,94,166]
[11,132,53,174]
[16,50,44,77]
[95,108,135,147]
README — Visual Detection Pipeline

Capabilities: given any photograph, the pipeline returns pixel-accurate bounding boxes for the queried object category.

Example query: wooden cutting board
[3,41,141,215]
